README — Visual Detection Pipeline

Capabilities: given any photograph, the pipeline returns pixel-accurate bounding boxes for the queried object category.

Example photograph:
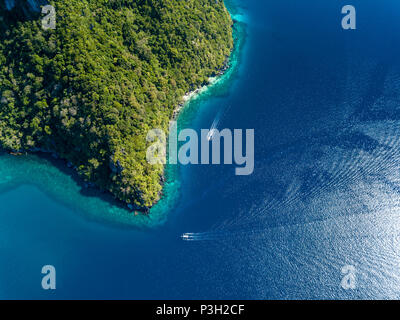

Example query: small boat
[207,130,214,141]
[181,233,191,240]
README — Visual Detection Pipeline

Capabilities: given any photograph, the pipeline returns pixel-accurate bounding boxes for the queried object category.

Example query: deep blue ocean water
[1,0,400,299]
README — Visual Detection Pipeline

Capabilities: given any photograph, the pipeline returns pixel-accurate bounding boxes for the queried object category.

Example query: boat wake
[180,232,223,241]
[180,208,400,243]
[180,229,251,241]
[207,105,232,141]
[207,113,222,141]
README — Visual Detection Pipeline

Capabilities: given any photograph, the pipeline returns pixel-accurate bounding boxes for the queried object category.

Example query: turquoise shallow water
[2,0,400,299]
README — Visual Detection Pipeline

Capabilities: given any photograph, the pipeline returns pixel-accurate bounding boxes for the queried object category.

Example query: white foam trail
[207,105,232,141]
[182,208,400,243]
[181,232,220,241]
[207,118,220,141]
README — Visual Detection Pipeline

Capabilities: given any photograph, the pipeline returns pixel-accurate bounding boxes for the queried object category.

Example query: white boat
[181,233,192,240]
[207,130,214,141]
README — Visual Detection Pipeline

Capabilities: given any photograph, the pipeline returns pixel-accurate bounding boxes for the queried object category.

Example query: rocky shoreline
[172,58,231,121]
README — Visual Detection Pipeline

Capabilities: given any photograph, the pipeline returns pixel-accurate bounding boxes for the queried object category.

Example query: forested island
[0,0,233,211]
